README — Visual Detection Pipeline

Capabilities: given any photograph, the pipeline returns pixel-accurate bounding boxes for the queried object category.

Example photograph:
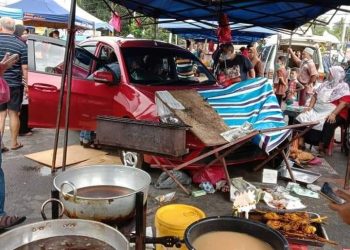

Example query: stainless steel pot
[0,219,129,250]
[53,165,151,224]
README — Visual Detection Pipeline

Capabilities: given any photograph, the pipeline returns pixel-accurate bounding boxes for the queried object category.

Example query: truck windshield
[121,47,216,86]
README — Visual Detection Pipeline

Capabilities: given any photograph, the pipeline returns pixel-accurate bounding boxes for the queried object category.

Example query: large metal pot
[53,165,151,224]
[0,219,129,250]
[184,216,289,250]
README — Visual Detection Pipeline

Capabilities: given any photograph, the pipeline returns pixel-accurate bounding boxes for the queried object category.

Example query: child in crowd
[273,56,288,105]
[285,68,304,105]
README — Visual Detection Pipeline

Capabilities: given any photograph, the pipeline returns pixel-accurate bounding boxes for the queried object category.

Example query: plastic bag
[191,166,225,185]
[0,77,9,104]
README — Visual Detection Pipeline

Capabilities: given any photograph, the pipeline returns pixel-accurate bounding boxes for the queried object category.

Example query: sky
[320,6,350,27]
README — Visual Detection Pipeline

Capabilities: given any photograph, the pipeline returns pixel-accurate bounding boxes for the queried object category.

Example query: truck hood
[133,83,223,99]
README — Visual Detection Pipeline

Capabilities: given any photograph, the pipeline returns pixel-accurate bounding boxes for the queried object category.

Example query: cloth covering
[199,77,291,153]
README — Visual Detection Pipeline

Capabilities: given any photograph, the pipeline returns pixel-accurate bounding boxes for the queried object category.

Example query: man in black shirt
[0,17,28,151]
[217,43,255,86]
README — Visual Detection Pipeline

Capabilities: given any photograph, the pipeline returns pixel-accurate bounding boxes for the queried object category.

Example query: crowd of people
[186,40,350,225]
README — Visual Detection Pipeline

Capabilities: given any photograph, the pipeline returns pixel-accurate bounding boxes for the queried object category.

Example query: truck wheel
[120,150,144,168]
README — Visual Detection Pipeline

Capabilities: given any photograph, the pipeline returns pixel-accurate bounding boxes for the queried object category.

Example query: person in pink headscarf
[296,66,350,154]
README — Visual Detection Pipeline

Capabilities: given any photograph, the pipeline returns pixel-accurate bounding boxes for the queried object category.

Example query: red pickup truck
[28,35,236,167]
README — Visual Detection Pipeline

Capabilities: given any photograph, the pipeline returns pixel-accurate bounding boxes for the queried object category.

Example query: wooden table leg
[215,152,231,185]
[151,156,191,195]
[281,150,296,183]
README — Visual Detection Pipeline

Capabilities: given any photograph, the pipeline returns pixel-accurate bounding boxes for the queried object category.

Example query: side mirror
[93,71,115,85]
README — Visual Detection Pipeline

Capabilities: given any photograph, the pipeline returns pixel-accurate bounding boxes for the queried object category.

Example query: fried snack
[282,221,302,231]
[283,212,309,222]
[263,212,280,220]
[259,211,333,245]
[266,220,284,230]
[301,224,317,234]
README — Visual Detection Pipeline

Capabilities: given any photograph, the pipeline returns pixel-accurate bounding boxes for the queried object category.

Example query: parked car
[260,37,325,81]
[28,35,274,168]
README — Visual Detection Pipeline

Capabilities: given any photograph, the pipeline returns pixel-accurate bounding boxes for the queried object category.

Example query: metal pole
[286,29,293,67]
[51,0,77,173]
[154,18,157,39]
[61,0,77,172]
[135,192,145,250]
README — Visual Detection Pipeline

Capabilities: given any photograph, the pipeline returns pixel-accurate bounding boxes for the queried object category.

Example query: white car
[260,38,325,82]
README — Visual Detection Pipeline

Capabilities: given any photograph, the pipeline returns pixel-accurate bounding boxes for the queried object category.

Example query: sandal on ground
[11,143,23,150]
[1,147,9,153]
[0,215,26,229]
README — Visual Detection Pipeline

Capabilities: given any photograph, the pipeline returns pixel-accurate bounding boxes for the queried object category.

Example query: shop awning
[110,0,347,30]
[0,6,23,20]
[7,0,93,29]
[55,0,112,31]
[158,20,277,43]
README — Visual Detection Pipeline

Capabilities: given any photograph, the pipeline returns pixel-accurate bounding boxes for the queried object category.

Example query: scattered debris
[191,190,207,197]
[154,192,176,204]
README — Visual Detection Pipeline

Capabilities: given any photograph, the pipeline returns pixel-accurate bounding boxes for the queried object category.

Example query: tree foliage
[77,0,171,41]
[311,17,350,42]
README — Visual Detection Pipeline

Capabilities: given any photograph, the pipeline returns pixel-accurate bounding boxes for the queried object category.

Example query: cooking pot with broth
[184,216,288,250]
[0,219,129,250]
[53,165,151,224]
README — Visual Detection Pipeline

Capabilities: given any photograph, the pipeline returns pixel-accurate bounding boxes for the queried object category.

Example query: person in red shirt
[273,56,288,105]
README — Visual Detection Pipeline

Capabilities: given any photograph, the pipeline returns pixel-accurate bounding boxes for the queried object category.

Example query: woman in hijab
[296,66,350,154]
[247,45,264,77]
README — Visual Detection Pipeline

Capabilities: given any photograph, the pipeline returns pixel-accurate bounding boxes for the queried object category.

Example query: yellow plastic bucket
[155,204,206,250]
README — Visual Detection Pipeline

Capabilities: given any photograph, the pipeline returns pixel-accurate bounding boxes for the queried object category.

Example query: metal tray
[279,167,321,184]
[249,212,329,247]
[285,212,329,247]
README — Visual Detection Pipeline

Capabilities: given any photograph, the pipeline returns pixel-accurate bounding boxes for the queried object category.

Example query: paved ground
[0,126,349,249]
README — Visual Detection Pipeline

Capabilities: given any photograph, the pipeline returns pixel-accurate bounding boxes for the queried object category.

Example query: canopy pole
[51,0,77,173]
[168,32,173,44]
[285,29,293,69]
[61,0,77,172]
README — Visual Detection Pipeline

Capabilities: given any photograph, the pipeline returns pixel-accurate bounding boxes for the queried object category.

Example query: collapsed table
[96,90,318,194]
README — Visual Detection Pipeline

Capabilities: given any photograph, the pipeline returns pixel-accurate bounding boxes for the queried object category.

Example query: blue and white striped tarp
[199,77,291,153]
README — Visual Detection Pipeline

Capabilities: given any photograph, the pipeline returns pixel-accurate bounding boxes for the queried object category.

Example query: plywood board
[25,145,108,169]
[157,90,229,146]
[74,154,122,167]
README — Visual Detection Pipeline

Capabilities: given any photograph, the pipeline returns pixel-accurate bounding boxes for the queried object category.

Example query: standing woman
[247,45,264,77]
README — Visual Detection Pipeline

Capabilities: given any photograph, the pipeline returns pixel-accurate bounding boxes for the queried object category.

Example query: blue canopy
[158,20,277,43]
[55,0,112,31]
[110,0,347,30]
[0,6,23,20]
[7,0,93,29]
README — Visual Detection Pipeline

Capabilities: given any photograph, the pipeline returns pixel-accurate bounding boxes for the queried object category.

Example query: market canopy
[158,20,277,43]
[55,0,112,31]
[110,0,348,30]
[7,0,93,29]
[0,6,23,20]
